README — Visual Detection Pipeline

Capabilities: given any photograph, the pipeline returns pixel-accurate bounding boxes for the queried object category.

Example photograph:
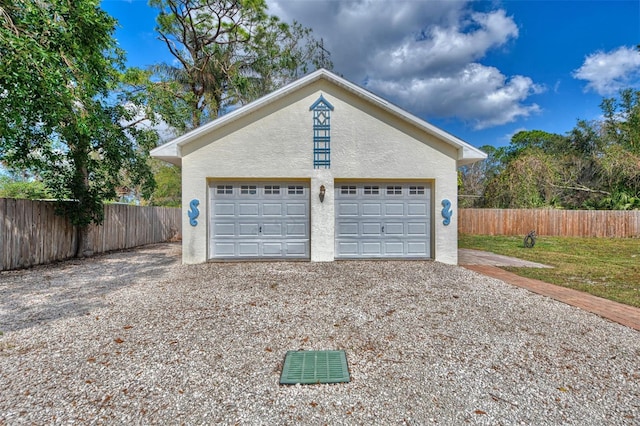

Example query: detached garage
[151,69,486,265]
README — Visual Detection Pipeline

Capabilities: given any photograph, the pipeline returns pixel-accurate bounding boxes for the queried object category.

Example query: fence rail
[1,198,181,271]
[459,208,640,238]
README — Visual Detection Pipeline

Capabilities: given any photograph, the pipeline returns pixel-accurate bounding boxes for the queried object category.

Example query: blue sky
[101,0,640,149]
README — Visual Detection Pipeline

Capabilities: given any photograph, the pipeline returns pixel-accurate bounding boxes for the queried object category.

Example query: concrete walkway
[459,248,552,268]
[459,250,640,332]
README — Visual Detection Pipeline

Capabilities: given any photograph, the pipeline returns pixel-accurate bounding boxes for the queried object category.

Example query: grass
[459,234,640,308]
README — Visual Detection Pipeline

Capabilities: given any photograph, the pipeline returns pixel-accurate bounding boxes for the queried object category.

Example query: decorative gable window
[309,95,334,169]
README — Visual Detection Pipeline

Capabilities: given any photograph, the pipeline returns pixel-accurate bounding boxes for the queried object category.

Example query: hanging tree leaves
[0,0,156,255]
[144,0,333,131]
[125,0,332,206]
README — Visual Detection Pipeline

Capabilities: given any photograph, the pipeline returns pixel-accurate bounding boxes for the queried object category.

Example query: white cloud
[573,46,640,95]
[371,10,518,79]
[268,0,466,77]
[368,63,543,129]
[267,1,541,129]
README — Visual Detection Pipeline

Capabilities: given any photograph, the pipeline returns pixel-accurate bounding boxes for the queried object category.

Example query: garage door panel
[262,242,283,256]
[385,222,404,235]
[362,203,382,216]
[213,242,235,256]
[407,203,427,216]
[215,203,235,216]
[335,183,431,259]
[285,242,308,256]
[337,241,358,255]
[286,223,307,237]
[210,182,310,259]
[337,222,358,236]
[407,222,427,236]
[238,203,259,216]
[238,242,260,256]
[385,203,404,216]
[408,242,428,255]
[262,223,283,236]
[263,203,283,216]
[239,223,259,236]
[362,241,382,255]
[362,222,382,235]
[214,223,235,237]
[338,203,359,216]
[384,242,404,255]
[286,203,307,216]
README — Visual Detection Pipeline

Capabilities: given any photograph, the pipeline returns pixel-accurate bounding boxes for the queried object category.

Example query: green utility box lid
[280,350,350,385]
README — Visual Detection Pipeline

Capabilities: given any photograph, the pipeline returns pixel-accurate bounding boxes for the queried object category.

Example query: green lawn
[459,234,640,308]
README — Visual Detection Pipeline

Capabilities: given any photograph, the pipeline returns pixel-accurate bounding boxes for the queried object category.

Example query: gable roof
[151,69,487,167]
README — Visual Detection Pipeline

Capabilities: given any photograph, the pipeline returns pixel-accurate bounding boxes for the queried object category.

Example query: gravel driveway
[1,243,638,425]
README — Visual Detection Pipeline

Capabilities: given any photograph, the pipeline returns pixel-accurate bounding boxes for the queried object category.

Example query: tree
[147,159,181,207]
[562,93,640,209]
[125,0,332,205]
[146,0,332,131]
[0,0,156,256]
[483,149,560,208]
[463,88,640,211]
[507,130,566,158]
[0,175,52,199]
[458,145,505,207]
[595,144,640,209]
[601,89,640,155]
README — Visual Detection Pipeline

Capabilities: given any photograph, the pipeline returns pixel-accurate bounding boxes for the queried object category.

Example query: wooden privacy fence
[1,198,181,271]
[459,208,640,238]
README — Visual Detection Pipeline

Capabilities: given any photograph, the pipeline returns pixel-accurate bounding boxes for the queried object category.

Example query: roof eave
[457,147,488,167]
[150,143,182,167]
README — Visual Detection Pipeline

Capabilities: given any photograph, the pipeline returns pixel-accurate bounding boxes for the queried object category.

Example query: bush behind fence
[459,208,640,238]
[1,198,181,271]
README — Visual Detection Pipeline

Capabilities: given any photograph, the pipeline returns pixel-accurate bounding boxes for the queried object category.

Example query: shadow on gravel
[0,243,180,333]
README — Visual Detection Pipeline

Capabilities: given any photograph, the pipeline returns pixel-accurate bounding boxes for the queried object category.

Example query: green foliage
[484,149,560,208]
[148,159,181,207]
[141,0,332,131]
[0,176,52,199]
[465,89,640,210]
[507,130,566,159]
[459,144,507,207]
[601,89,640,155]
[123,0,333,206]
[566,119,603,156]
[0,0,156,230]
[596,190,640,210]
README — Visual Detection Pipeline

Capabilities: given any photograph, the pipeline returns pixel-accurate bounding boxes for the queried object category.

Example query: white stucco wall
[179,80,459,265]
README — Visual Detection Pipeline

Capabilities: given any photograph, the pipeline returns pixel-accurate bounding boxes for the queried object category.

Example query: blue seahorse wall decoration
[441,199,452,226]
[188,199,200,226]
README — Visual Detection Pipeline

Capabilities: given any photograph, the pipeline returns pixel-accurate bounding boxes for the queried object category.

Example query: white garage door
[335,183,431,259]
[209,182,310,259]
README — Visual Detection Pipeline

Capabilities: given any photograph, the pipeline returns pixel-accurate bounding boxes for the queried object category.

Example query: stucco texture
[178,79,461,264]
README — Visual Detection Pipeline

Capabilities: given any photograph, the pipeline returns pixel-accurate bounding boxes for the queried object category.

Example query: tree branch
[551,183,610,195]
